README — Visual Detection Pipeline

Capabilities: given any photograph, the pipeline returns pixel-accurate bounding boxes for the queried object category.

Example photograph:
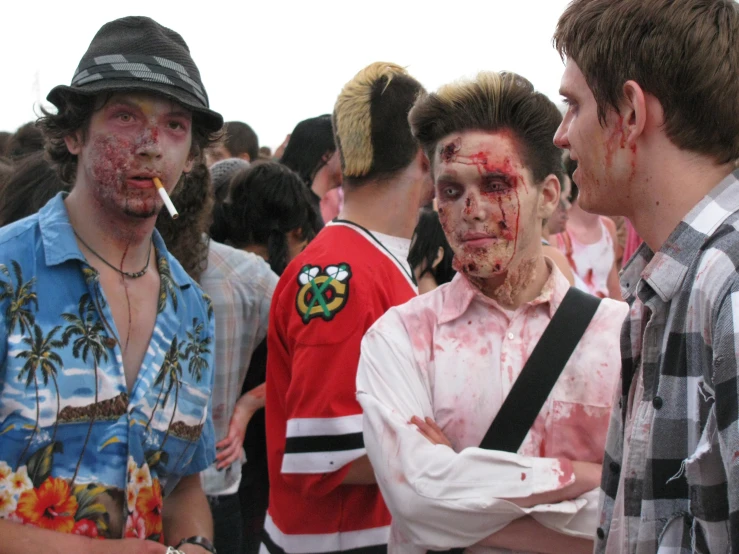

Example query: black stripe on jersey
[262,530,388,554]
[284,432,364,454]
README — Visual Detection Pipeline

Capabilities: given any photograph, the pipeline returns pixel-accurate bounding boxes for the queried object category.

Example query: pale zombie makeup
[435,130,536,280]
[78,93,193,220]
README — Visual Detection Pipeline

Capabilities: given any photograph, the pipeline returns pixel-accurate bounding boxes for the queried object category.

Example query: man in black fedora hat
[0,16,221,554]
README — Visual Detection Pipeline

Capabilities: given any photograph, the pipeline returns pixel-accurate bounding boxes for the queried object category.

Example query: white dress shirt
[357,263,628,553]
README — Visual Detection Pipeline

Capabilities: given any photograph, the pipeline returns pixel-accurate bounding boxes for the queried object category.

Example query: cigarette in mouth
[153,177,179,219]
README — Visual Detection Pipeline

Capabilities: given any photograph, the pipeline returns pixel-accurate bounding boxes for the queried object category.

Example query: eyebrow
[436,174,460,185]
[105,98,191,118]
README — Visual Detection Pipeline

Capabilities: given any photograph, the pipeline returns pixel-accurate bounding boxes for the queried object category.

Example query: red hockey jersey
[263,221,417,554]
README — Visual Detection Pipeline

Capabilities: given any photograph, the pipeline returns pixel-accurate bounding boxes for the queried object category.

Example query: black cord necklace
[74,230,153,279]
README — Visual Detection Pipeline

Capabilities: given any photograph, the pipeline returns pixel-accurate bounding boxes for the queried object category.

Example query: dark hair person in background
[205,120,259,166]
[0,131,11,158]
[280,114,343,229]
[6,122,45,162]
[407,208,455,294]
[156,157,278,554]
[0,151,69,227]
[224,162,316,276]
[209,157,250,243]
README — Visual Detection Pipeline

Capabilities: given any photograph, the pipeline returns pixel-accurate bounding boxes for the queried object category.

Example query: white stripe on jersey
[281,447,366,474]
[263,513,390,553]
[286,414,363,438]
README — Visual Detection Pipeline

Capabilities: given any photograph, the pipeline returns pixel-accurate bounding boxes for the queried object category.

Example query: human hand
[410,416,453,448]
[215,384,266,469]
[571,461,602,496]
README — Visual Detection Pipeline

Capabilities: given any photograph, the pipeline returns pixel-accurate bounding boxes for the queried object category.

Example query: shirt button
[597,527,606,540]
[507,332,515,340]
[653,396,664,409]
[610,461,621,474]
[103,337,117,349]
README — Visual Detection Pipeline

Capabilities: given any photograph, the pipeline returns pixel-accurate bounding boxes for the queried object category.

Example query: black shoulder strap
[479,287,601,453]
[427,288,601,554]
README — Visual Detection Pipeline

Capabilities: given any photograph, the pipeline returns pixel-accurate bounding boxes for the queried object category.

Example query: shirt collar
[39,192,86,267]
[437,258,568,325]
[38,191,190,288]
[636,171,739,303]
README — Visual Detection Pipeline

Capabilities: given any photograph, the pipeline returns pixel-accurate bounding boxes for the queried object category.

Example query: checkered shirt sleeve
[597,171,739,553]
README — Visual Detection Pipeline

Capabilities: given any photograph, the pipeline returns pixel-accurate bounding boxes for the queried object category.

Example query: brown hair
[155,157,213,282]
[333,62,425,185]
[38,91,221,184]
[409,71,564,184]
[554,0,739,164]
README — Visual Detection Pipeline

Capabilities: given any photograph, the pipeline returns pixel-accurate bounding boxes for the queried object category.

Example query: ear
[183,155,195,174]
[431,246,445,269]
[64,131,84,155]
[621,80,647,145]
[238,152,251,162]
[538,174,561,220]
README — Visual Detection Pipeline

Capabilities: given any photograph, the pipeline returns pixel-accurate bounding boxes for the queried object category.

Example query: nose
[462,188,488,222]
[553,115,570,150]
[135,127,162,158]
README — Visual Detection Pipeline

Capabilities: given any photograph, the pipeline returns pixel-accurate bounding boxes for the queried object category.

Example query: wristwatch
[177,536,217,554]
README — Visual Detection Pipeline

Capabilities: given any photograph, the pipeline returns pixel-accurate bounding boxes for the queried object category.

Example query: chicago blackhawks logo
[296,263,352,324]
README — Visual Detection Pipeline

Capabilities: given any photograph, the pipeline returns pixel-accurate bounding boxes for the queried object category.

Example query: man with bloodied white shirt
[356,72,628,554]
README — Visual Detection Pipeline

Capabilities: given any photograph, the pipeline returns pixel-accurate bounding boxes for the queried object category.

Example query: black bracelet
[177,536,217,554]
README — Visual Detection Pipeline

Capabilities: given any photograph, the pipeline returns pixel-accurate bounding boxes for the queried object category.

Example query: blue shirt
[0,193,215,541]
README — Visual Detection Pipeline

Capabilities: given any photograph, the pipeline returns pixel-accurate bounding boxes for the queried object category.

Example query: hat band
[71,54,208,107]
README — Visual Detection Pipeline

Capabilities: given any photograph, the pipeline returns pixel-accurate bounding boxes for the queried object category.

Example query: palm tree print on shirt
[157,257,179,314]
[0,261,38,336]
[62,293,110,485]
[14,325,65,470]
[184,318,211,382]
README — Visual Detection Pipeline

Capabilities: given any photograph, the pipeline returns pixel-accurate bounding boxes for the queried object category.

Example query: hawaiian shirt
[0,193,216,542]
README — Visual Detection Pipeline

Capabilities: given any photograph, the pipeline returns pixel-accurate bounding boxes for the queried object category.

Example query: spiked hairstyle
[332,62,425,184]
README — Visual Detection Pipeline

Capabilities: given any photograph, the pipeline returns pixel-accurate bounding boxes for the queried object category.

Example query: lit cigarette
[153,177,178,219]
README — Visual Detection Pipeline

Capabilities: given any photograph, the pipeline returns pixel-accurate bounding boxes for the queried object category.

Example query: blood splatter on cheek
[90,134,133,192]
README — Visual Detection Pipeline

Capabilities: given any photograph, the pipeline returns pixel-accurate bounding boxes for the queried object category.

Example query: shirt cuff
[529,457,575,495]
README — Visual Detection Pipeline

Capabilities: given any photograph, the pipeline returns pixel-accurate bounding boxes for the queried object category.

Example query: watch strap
[177,536,217,554]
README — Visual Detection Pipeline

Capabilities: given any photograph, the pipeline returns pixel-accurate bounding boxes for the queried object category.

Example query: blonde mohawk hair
[333,62,410,179]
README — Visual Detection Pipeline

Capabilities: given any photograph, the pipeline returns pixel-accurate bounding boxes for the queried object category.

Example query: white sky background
[1,0,572,150]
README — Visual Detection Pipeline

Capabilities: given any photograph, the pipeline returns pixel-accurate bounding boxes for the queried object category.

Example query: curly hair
[225,162,316,276]
[37,91,221,184]
[155,157,213,282]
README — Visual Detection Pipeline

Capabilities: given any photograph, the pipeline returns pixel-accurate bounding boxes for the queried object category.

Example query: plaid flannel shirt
[597,169,739,553]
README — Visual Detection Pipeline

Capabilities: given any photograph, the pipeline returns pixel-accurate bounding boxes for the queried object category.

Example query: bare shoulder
[543,245,575,284]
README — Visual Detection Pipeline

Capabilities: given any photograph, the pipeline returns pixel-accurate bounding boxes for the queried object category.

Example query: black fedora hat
[47,16,223,132]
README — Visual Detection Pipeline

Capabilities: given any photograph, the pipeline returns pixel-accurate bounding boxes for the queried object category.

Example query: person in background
[262,62,432,554]
[0,151,70,227]
[0,131,11,158]
[280,114,343,230]
[156,158,277,554]
[541,161,576,284]
[205,121,259,166]
[208,157,250,243]
[408,207,455,294]
[5,122,45,162]
[223,162,316,276]
[258,146,272,160]
[553,0,739,550]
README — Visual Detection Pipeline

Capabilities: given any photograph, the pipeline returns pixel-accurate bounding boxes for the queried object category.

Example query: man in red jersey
[262,62,432,554]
